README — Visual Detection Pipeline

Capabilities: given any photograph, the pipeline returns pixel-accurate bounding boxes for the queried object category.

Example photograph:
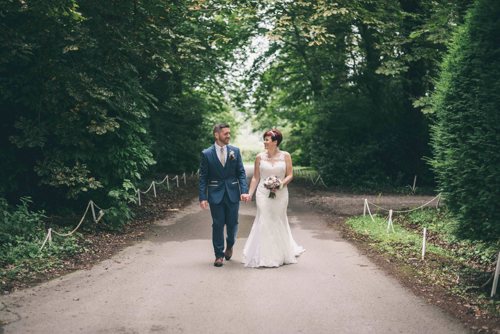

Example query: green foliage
[346,208,500,316]
[0,197,46,248]
[346,215,447,256]
[0,197,83,269]
[0,0,257,226]
[430,0,500,240]
[348,208,500,266]
[239,0,470,188]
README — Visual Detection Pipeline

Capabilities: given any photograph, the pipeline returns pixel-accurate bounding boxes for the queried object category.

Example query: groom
[199,123,249,267]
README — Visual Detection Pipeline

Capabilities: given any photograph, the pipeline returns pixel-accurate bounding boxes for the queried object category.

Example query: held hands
[241,194,252,202]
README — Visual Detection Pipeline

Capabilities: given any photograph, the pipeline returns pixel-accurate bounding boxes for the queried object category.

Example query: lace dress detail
[243,151,305,268]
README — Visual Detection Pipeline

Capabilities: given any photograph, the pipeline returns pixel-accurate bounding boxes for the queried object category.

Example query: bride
[242,129,305,268]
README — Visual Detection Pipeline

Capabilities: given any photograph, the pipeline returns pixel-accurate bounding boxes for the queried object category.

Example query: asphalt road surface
[0,173,469,333]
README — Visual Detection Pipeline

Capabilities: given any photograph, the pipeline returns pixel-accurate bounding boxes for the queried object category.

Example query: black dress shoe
[214,257,224,267]
[224,247,233,260]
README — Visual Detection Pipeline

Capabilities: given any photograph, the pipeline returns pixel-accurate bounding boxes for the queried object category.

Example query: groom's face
[215,127,231,146]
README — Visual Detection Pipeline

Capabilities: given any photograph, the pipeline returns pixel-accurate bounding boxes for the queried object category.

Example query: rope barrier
[156,174,169,185]
[39,171,195,250]
[363,199,376,222]
[40,200,105,251]
[362,194,442,239]
[135,173,188,205]
[292,168,327,188]
[312,175,327,187]
[366,194,441,214]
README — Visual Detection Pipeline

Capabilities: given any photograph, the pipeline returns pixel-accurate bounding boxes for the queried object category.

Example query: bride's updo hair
[263,128,283,146]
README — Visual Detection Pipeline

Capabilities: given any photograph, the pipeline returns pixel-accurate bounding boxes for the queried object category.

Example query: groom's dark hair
[213,123,230,134]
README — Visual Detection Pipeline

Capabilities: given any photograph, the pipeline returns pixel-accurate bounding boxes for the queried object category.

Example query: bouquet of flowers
[263,176,282,199]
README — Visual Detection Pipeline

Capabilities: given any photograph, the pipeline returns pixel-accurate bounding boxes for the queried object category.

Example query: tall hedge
[431,0,500,240]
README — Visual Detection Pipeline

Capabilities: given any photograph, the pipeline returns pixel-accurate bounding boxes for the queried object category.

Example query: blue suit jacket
[199,144,248,204]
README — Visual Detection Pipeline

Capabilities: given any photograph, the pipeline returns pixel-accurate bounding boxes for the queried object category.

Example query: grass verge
[346,208,499,330]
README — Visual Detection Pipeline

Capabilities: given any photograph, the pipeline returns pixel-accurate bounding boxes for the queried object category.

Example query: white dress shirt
[215,143,227,166]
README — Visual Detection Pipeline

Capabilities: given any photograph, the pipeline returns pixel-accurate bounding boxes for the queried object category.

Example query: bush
[0,197,84,268]
[0,197,46,266]
[430,0,500,240]
[0,197,46,246]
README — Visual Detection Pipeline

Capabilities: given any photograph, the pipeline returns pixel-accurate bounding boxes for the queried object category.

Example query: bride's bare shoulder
[256,151,266,158]
[255,152,266,160]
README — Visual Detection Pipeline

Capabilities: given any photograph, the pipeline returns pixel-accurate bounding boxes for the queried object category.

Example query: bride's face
[264,136,277,150]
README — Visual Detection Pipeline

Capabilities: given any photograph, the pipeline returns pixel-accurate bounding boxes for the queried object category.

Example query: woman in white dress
[243,129,305,268]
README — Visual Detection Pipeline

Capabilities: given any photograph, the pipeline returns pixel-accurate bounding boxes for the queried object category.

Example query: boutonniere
[229,150,236,161]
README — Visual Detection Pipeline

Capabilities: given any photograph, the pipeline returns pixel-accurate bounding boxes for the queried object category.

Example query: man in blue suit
[199,123,249,267]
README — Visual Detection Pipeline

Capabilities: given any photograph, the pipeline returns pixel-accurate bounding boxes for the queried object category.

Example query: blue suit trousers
[209,193,239,258]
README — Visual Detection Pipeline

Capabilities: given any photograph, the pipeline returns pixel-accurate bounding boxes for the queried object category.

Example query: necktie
[220,147,225,166]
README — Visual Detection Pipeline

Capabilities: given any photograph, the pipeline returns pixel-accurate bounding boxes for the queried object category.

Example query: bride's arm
[247,154,261,199]
[281,152,294,187]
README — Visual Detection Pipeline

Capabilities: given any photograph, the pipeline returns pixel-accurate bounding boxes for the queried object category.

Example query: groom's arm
[199,151,209,206]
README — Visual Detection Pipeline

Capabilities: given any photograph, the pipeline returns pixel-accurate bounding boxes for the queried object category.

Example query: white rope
[366,194,441,213]
[155,174,169,185]
[92,201,104,211]
[52,201,92,237]
[140,181,155,194]
[89,201,104,222]
[313,175,327,187]
[136,170,192,205]
[39,200,106,250]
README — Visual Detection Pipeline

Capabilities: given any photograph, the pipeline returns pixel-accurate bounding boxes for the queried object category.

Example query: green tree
[430,0,500,240]
[0,0,258,226]
[242,0,470,188]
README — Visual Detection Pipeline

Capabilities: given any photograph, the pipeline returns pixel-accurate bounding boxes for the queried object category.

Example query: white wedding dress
[243,152,305,268]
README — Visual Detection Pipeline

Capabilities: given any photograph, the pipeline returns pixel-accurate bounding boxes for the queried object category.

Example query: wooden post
[90,200,97,222]
[386,209,394,233]
[421,228,427,261]
[491,251,500,298]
